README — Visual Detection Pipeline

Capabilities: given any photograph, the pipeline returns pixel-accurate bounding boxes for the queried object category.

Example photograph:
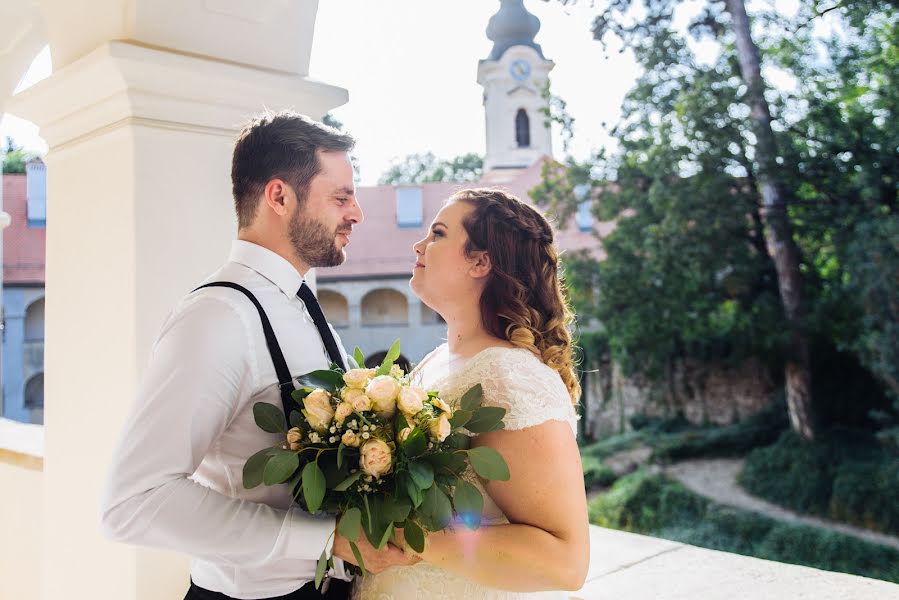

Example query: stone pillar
[408,294,423,327]
[1,292,27,423]
[5,2,346,598]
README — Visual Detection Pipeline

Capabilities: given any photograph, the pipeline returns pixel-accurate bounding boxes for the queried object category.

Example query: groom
[101,112,417,599]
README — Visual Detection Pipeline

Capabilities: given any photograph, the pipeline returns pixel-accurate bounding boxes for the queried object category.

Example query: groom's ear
[263,179,291,217]
[469,251,492,279]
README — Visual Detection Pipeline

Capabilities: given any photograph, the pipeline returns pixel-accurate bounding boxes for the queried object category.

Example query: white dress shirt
[101,240,349,599]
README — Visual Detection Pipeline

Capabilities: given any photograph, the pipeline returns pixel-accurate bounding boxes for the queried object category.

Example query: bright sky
[0,0,801,185]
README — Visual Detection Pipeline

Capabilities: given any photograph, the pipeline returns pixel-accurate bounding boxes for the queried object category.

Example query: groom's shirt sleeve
[99,294,336,566]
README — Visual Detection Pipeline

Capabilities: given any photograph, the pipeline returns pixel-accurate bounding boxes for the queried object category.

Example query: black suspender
[193,282,297,425]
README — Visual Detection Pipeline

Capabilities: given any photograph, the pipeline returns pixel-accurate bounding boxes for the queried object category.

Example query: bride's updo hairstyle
[451,188,581,405]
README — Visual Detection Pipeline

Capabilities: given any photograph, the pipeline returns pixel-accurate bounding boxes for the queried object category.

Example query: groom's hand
[333,530,420,574]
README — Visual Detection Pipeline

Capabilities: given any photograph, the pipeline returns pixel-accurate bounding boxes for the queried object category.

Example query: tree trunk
[724,0,817,441]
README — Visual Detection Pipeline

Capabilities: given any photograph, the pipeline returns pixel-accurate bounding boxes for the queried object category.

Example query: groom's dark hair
[231,111,355,228]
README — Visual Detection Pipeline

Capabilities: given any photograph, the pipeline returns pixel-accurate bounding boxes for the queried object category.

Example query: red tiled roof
[2,174,46,285]
[318,158,607,280]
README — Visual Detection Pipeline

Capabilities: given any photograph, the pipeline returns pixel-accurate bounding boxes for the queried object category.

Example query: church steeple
[486,0,545,61]
[478,0,554,183]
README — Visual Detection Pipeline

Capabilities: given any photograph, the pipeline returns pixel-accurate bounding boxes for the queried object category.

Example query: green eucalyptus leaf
[377,522,395,549]
[253,402,286,433]
[448,409,472,429]
[453,479,484,529]
[465,406,506,433]
[382,496,412,523]
[337,443,346,469]
[403,520,426,553]
[262,451,299,485]
[289,410,305,429]
[354,347,366,368]
[338,507,362,542]
[334,471,363,491]
[376,340,402,375]
[459,384,484,412]
[408,461,434,490]
[296,369,344,393]
[401,428,427,457]
[446,432,472,450]
[424,451,467,474]
[315,549,328,590]
[302,462,326,512]
[242,447,274,489]
[350,541,367,577]
[467,446,510,481]
[420,483,453,530]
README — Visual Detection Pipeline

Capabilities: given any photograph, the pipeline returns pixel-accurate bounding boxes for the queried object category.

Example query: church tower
[478,0,555,183]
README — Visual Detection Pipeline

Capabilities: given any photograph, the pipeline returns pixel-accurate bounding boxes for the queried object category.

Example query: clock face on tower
[509,59,532,81]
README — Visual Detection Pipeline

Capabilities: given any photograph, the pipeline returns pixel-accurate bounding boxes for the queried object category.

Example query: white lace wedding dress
[352,344,579,600]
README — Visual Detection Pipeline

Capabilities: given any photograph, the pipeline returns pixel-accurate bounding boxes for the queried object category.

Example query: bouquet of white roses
[242,340,509,588]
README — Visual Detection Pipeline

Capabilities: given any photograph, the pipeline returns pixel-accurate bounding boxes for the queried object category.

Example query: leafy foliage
[378,152,483,185]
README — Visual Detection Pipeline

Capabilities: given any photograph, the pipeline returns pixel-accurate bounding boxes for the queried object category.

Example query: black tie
[297,282,347,371]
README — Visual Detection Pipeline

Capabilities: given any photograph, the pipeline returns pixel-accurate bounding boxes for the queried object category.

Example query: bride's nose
[412,238,425,255]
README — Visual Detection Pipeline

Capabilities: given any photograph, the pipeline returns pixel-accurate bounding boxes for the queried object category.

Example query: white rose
[302,389,335,434]
[343,368,374,390]
[431,397,452,415]
[429,413,451,443]
[334,402,354,425]
[397,386,427,417]
[359,439,393,478]
[341,430,361,448]
[344,388,373,412]
[366,376,400,418]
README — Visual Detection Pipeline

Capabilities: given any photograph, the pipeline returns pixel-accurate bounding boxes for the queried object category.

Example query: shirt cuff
[284,506,338,562]
[330,556,352,581]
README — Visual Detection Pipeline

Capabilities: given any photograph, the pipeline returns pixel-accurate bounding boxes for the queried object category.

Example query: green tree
[2,136,35,174]
[538,0,899,438]
[378,152,483,185]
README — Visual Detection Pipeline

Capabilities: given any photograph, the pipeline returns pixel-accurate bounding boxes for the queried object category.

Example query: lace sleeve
[474,349,578,434]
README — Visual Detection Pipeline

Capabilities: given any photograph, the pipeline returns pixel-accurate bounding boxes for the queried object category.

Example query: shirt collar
[229,240,306,299]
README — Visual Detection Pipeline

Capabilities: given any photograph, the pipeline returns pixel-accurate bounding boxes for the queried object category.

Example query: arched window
[361,289,409,326]
[24,297,45,341]
[515,109,530,148]
[25,373,44,409]
[317,289,349,328]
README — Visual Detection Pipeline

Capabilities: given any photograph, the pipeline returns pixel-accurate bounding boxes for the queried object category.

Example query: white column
[5,3,346,597]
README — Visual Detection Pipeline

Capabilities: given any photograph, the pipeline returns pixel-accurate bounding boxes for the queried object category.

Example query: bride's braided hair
[451,188,581,404]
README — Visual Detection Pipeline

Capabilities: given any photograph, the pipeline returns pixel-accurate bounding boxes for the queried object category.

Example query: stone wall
[581,357,777,440]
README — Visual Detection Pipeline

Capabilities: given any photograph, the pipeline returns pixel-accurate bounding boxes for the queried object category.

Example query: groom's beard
[289,207,346,268]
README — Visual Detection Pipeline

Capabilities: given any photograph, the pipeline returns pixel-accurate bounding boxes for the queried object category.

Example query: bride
[352,188,590,599]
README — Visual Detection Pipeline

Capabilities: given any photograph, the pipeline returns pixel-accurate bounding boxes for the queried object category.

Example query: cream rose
[334,402,354,425]
[397,427,413,443]
[429,413,451,442]
[366,376,400,418]
[359,439,393,478]
[341,430,361,448]
[397,386,427,417]
[302,389,335,433]
[343,368,373,390]
[343,388,373,412]
[286,427,302,450]
[431,397,452,415]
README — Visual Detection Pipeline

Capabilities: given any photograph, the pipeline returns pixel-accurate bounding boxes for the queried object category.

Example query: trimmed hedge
[739,429,899,535]
[582,455,618,489]
[589,470,899,583]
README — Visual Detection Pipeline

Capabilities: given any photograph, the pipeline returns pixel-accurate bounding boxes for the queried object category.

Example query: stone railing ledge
[0,417,44,470]
[574,525,899,599]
